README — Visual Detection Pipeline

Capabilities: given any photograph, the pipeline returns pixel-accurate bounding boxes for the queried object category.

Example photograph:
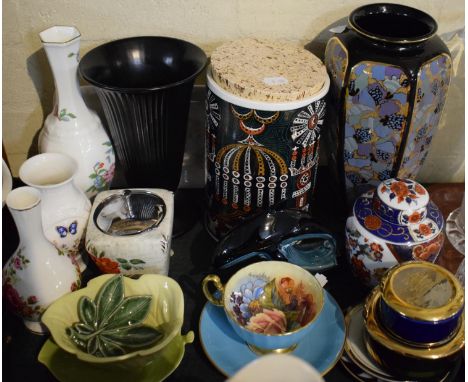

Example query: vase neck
[348,4,437,45]
[9,198,47,248]
[41,27,89,124]
[36,179,80,200]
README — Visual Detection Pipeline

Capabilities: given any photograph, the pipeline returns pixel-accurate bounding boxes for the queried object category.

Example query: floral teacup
[202,261,324,354]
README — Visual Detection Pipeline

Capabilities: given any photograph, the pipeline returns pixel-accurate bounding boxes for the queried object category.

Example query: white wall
[2,0,465,181]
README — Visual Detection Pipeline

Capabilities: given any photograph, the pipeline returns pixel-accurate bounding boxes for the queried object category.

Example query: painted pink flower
[4,283,25,313]
[246,309,287,334]
[13,257,22,269]
[70,281,80,292]
[103,163,115,184]
[27,296,38,305]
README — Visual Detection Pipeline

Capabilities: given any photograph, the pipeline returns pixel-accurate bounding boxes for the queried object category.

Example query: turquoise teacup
[202,261,324,354]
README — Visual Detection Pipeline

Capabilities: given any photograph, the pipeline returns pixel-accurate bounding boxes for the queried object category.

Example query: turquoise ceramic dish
[199,289,345,376]
[42,274,184,364]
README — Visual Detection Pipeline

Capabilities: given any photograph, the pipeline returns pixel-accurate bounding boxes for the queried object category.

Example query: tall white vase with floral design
[19,153,91,272]
[3,187,81,334]
[38,26,115,198]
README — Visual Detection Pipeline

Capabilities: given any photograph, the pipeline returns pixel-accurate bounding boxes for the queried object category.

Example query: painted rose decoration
[229,274,317,335]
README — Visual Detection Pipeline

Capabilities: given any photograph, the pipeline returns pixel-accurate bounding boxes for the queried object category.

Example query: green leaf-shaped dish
[38,332,194,381]
[42,274,184,364]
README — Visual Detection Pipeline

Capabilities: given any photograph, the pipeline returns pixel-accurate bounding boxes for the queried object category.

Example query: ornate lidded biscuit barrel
[205,38,330,239]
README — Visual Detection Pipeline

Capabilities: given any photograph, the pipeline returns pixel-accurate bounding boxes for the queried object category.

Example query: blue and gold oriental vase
[324,3,452,203]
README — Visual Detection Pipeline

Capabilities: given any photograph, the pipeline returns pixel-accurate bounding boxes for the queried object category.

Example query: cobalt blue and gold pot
[364,285,464,381]
[378,261,464,347]
[324,3,452,203]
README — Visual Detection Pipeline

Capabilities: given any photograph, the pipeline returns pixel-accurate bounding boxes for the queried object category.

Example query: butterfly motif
[56,221,78,238]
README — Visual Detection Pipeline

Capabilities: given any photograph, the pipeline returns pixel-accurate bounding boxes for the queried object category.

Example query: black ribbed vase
[79,36,207,190]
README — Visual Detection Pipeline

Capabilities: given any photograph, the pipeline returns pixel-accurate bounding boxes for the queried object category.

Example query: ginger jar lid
[353,178,444,245]
[377,178,429,212]
[380,261,464,322]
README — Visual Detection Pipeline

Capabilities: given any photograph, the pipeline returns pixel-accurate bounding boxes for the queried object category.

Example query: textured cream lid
[211,38,327,103]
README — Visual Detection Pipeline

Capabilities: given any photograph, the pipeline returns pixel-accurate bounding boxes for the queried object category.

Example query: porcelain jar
[206,39,330,239]
[345,178,444,287]
[85,189,174,275]
[19,153,91,271]
[324,3,452,203]
[3,187,81,334]
[38,26,115,198]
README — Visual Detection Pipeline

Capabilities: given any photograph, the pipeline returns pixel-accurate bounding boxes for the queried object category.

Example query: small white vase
[19,153,91,271]
[38,26,115,199]
[3,187,81,334]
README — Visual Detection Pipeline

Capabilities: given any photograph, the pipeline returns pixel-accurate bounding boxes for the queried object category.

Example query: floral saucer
[341,305,456,382]
[199,289,345,377]
[38,331,194,382]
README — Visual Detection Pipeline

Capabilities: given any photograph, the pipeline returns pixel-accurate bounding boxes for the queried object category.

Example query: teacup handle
[202,274,224,306]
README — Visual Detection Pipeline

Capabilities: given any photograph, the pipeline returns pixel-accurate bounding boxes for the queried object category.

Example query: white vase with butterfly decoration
[3,186,81,334]
[19,153,91,272]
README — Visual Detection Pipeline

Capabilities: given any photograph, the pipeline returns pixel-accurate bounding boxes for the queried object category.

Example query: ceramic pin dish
[42,274,185,367]
[38,332,193,382]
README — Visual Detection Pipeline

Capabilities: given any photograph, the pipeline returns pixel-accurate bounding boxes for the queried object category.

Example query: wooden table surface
[427,183,465,274]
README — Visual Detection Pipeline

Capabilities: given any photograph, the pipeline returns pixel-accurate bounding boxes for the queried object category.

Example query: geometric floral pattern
[324,37,348,89]
[343,62,410,191]
[398,54,452,179]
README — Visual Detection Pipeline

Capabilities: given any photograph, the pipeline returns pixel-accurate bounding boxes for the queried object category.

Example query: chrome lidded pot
[346,178,444,287]
[85,189,174,275]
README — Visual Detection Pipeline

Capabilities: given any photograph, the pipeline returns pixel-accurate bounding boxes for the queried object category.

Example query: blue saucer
[199,290,345,377]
